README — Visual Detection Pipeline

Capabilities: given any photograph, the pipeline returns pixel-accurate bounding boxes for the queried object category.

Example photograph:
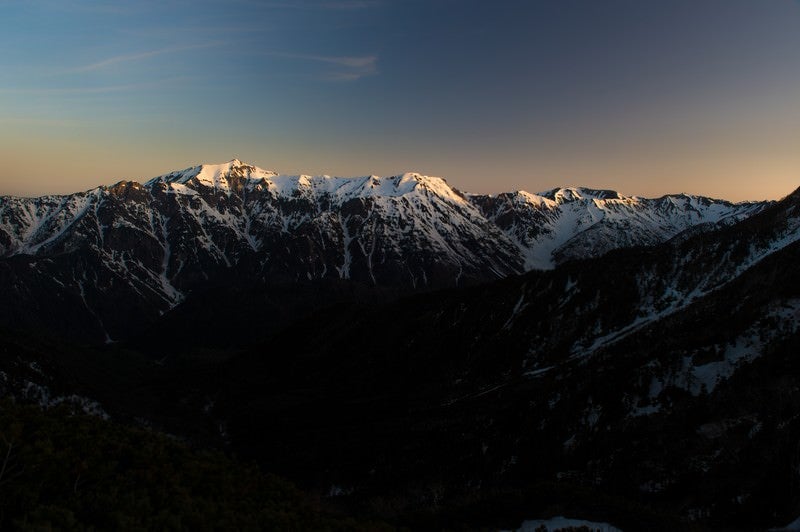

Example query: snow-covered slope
[0,160,772,342]
[477,186,800,394]
[0,161,526,341]
[470,187,767,269]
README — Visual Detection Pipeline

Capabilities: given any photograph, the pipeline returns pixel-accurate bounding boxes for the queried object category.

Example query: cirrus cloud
[267,52,378,81]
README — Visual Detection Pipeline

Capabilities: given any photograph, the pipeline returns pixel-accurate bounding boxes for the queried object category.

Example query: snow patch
[506,516,622,532]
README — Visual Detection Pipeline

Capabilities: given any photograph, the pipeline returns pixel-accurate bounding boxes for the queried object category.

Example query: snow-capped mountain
[0,160,769,342]
[469,187,766,269]
[0,160,522,291]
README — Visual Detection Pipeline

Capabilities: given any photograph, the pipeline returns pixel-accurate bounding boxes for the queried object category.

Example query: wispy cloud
[311,55,377,69]
[0,77,192,95]
[120,25,271,39]
[232,0,380,10]
[317,1,381,9]
[25,0,141,15]
[321,71,372,82]
[268,52,378,81]
[72,42,223,73]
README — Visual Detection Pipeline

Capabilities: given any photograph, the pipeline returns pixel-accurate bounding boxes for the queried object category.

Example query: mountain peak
[538,187,624,203]
[145,160,278,190]
[394,172,468,204]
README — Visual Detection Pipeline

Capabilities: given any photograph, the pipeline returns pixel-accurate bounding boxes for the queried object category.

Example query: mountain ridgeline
[0,160,767,343]
[2,161,799,529]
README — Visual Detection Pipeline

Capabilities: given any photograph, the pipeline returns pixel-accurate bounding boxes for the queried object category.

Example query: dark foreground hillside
[0,401,388,531]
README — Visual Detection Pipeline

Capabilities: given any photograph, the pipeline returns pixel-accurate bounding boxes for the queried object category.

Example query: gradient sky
[1,0,799,200]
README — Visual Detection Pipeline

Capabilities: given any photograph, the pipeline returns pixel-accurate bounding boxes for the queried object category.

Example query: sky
[0,0,799,200]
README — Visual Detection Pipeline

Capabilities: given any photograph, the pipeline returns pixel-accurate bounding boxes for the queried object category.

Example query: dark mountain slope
[208,188,800,529]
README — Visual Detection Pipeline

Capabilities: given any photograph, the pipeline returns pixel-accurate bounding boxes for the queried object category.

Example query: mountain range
[0,159,767,343]
[1,160,798,529]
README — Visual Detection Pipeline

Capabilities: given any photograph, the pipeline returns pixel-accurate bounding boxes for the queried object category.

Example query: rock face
[0,160,768,342]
